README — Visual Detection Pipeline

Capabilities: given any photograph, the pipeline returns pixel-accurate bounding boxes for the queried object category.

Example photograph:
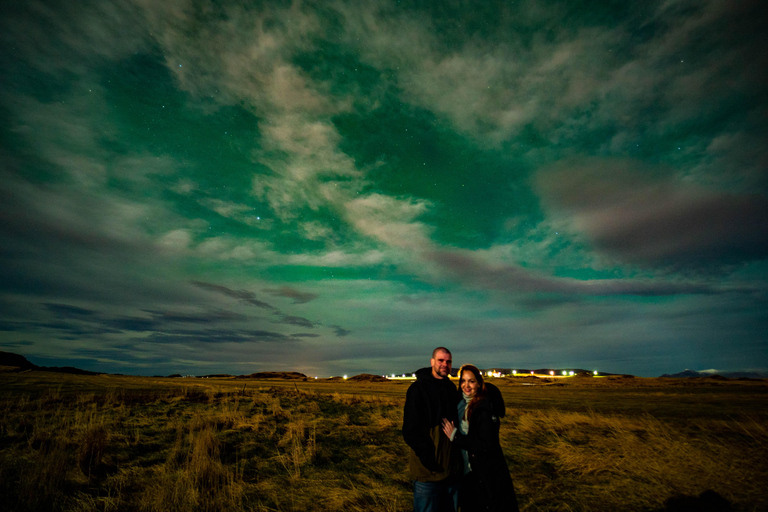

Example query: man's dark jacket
[453,382,519,511]
[402,367,459,481]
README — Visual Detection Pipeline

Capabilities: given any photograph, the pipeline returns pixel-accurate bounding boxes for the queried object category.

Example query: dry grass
[0,372,767,511]
[507,410,768,511]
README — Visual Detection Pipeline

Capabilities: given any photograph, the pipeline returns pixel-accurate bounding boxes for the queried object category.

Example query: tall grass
[506,409,768,510]
[0,379,412,511]
[1,374,766,511]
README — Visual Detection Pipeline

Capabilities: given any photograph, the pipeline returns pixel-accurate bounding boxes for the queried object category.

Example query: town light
[512,370,517,375]
[594,371,598,376]
[343,375,348,380]
[562,370,567,376]
[549,371,555,376]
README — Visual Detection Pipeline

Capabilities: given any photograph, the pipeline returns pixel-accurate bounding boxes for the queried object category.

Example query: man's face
[430,350,452,379]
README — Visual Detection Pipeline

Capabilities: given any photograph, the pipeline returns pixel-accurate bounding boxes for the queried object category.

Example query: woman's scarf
[458,392,472,473]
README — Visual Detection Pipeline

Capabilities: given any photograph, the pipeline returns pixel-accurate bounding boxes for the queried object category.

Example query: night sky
[1,0,767,377]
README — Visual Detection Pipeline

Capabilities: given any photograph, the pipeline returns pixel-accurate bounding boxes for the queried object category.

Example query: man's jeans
[413,479,459,512]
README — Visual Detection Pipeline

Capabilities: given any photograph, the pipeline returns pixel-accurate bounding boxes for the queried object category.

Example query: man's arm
[402,385,443,473]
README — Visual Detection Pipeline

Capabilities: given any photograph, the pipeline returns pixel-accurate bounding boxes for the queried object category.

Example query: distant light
[593,371,598,376]
[392,374,396,378]
[314,376,318,380]
[531,371,534,375]
[562,371,567,376]
[487,371,493,377]
[512,370,517,375]
[569,371,574,376]
[412,373,416,378]
[343,375,348,380]
[549,371,554,376]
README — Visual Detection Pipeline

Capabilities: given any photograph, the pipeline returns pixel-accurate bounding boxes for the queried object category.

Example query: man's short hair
[432,346,451,358]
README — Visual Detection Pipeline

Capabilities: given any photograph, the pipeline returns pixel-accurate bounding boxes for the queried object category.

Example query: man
[402,347,460,512]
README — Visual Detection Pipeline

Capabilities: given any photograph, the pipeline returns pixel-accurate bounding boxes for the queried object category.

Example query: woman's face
[460,370,480,397]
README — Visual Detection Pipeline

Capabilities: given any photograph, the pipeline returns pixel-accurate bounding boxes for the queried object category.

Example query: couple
[402,347,520,512]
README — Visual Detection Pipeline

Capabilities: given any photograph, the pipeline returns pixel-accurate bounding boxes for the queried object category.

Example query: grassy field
[1,372,767,511]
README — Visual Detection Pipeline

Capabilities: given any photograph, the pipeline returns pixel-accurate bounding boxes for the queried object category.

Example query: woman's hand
[442,418,457,439]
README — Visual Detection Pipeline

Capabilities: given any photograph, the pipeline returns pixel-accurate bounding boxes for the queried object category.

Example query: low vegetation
[1,372,766,511]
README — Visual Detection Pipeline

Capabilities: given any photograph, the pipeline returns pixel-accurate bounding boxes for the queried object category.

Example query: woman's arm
[454,407,499,455]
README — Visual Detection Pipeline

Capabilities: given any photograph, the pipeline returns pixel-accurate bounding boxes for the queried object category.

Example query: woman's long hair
[459,364,487,420]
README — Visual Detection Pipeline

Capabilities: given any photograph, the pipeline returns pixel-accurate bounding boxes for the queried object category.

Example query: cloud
[0,340,33,349]
[341,2,619,145]
[535,158,768,268]
[142,329,293,344]
[142,309,248,324]
[190,281,276,310]
[277,315,315,328]
[331,325,352,337]
[264,286,318,304]
[345,193,433,250]
[158,229,193,252]
[693,132,768,190]
[0,0,147,75]
[10,303,256,340]
[428,248,731,298]
[199,199,265,227]
[45,303,97,318]
[3,297,318,359]
[253,116,364,221]
[194,237,278,262]
[287,249,389,268]
[103,317,160,332]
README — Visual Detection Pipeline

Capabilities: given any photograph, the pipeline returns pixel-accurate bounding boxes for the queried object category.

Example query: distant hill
[0,351,37,371]
[660,369,768,379]
[239,371,308,380]
[0,351,103,376]
[660,369,702,378]
[348,373,389,382]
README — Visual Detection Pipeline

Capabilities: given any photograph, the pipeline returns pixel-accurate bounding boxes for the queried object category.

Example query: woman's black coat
[453,383,519,512]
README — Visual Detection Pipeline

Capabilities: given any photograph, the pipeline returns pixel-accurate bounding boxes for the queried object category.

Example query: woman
[442,364,519,512]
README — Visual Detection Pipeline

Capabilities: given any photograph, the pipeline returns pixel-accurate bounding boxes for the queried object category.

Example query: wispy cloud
[427,248,737,298]
[277,315,315,328]
[190,281,276,310]
[264,286,319,304]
